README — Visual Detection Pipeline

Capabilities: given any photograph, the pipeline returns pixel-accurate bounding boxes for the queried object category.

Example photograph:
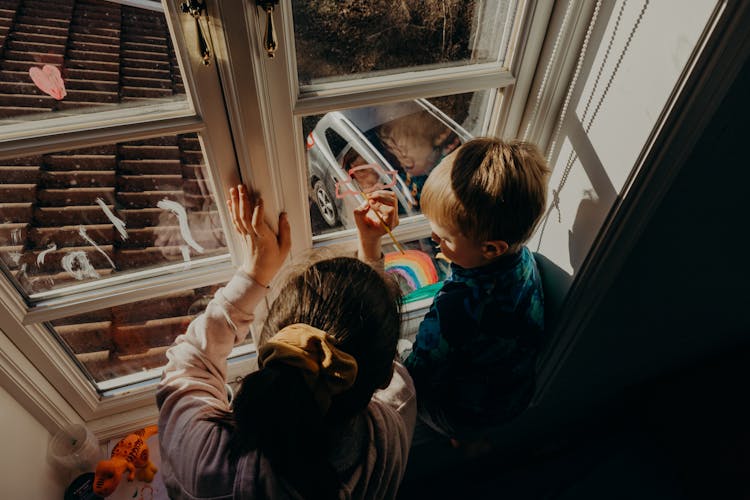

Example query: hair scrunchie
[258,323,358,414]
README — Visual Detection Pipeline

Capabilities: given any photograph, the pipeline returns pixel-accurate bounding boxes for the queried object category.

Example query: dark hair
[216,257,401,499]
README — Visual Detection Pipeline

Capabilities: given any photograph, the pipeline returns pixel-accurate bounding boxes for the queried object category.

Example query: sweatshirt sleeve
[155,270,270,498]
[157,269,269,408]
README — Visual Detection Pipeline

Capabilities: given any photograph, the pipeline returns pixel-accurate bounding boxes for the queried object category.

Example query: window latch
[181,0,212,65]
[256,0,279,58]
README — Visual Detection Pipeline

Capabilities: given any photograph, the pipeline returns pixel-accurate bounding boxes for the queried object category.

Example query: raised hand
[227,184,291,286]
[353,190,399,262]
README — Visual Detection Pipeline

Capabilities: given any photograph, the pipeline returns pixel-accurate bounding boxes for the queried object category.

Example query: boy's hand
[227,184,291,286]
[354,190,398,262]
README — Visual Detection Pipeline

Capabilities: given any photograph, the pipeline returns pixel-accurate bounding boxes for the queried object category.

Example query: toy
[93,425,159,497]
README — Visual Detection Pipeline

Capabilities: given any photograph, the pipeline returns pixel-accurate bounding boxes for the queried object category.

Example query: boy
[403,137,550,440]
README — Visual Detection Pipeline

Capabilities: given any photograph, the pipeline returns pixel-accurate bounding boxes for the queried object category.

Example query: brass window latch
[181,0,213,65]
[256,0,279,58]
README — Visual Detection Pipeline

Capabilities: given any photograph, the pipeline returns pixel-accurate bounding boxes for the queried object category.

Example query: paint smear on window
[29,64,67,100]
[61,251,100,280]
[180,245,191,269]
[156,199,205,253]
[95,198,128,240]
[79,225,116,269]
[36,243,57,266]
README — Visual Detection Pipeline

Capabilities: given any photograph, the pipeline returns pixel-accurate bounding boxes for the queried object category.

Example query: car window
[324,128,348,158]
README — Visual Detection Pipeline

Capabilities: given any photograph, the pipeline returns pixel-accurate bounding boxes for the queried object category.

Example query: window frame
[0,0,254,436]
[212,0,555,265]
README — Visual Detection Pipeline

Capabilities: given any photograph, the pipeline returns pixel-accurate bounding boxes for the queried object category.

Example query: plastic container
[48,423,102,475]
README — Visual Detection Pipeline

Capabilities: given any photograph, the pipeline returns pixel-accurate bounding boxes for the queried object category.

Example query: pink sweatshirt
[157,270,417,499]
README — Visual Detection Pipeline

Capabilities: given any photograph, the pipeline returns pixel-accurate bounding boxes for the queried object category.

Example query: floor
[397,345,750,500]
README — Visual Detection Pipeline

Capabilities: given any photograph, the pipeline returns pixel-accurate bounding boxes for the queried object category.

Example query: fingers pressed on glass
[278,213,292,254]
[251,197,265,236]
[228,187,245,235]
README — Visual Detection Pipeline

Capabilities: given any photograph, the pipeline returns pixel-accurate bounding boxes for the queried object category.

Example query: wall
[541,52,750,414]
[529,0,717,274]
[0,384,66,498]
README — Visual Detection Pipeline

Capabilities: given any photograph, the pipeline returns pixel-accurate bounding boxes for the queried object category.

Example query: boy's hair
[421,137,550,249]
[223,257,401,498]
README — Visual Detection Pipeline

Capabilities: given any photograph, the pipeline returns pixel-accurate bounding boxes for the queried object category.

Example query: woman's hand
[227,184,291,286]
[353,190,399,262]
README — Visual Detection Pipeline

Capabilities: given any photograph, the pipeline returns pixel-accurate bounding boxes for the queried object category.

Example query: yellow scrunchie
[258,323,358,414]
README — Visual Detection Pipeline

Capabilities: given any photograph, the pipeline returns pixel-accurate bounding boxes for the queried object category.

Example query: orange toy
[93,425,159,497]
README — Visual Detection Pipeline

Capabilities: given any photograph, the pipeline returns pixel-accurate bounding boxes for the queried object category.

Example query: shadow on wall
[568,192,610,272]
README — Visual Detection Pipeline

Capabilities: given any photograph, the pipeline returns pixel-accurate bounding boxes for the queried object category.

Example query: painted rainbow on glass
[384,249,438,291]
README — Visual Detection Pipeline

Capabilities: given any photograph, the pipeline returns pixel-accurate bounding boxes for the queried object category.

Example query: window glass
[48,281,236,388]
[305,91,487,237]
[0,0,188,135]
[291,1,519,86]
[0,132,226,297]
[383,236,450,304]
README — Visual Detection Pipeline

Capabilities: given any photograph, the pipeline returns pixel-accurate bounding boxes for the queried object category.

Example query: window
[0,0,247,431]
[217,0,547,304]
[0,0,742,439]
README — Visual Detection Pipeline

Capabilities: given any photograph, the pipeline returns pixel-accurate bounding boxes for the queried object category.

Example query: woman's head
[259,256,401,417]
[225,257,401,497]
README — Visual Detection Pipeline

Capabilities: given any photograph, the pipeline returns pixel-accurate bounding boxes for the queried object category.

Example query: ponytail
[229,364,341,499]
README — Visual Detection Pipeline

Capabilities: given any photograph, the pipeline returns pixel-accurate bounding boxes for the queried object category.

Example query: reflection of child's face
[352,167,379,190]
[349,155,367,168]
[348,155,381,191]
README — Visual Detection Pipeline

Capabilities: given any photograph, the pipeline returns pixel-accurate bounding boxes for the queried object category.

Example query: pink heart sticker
[29,64,67,100]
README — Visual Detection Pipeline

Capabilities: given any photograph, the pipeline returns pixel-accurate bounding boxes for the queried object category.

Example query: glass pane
[292,1,518,86]
[383,236,450,305]
[0,132,227,296]
[0,0,187,133]
[48,281,238,386]
[305,91,490,237]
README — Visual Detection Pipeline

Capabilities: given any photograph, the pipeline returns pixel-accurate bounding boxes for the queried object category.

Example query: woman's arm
[155,185,291,497]
[158,184,291,402]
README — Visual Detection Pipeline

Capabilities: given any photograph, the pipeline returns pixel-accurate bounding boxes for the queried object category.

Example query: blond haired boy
[403,137,550,439]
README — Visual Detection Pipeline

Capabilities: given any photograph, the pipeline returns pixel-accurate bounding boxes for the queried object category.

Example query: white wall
[529,0,717,274]
[0,384,66,499]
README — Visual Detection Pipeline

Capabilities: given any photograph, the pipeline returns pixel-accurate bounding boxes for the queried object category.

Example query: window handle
[256,0,279,58]
[181,0,213,65]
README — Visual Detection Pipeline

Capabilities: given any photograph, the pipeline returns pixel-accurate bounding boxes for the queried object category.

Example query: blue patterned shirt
[404,246,545,430]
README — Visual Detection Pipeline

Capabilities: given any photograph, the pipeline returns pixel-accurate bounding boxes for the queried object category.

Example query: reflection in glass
[0,133,226,296]
[292,0,518,86]
[48,281,234,385]
[0,0,186,128]
[305,92,486,237]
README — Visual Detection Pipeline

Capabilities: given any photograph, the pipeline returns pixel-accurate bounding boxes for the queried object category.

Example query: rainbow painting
[384,249,439,293]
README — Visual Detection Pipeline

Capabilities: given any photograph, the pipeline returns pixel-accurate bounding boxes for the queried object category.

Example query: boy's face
[429,221,488,269]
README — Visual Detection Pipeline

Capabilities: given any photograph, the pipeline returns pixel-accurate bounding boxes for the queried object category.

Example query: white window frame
[212,0,554,264]
[0,0,257,439]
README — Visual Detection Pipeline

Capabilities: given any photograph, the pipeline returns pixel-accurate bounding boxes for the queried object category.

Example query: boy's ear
[481,240,509,260]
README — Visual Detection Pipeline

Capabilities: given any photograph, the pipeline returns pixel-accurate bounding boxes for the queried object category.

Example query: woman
[157,185,416,499]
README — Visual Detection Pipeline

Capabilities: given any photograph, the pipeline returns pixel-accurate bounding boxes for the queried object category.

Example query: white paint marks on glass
[180,245,192,269]
[78,225,116,269]
[95,198,128,240]
[156,199,205,253]
[36,243,57,265]
[10,226,22,244]
[61,251,100,280]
